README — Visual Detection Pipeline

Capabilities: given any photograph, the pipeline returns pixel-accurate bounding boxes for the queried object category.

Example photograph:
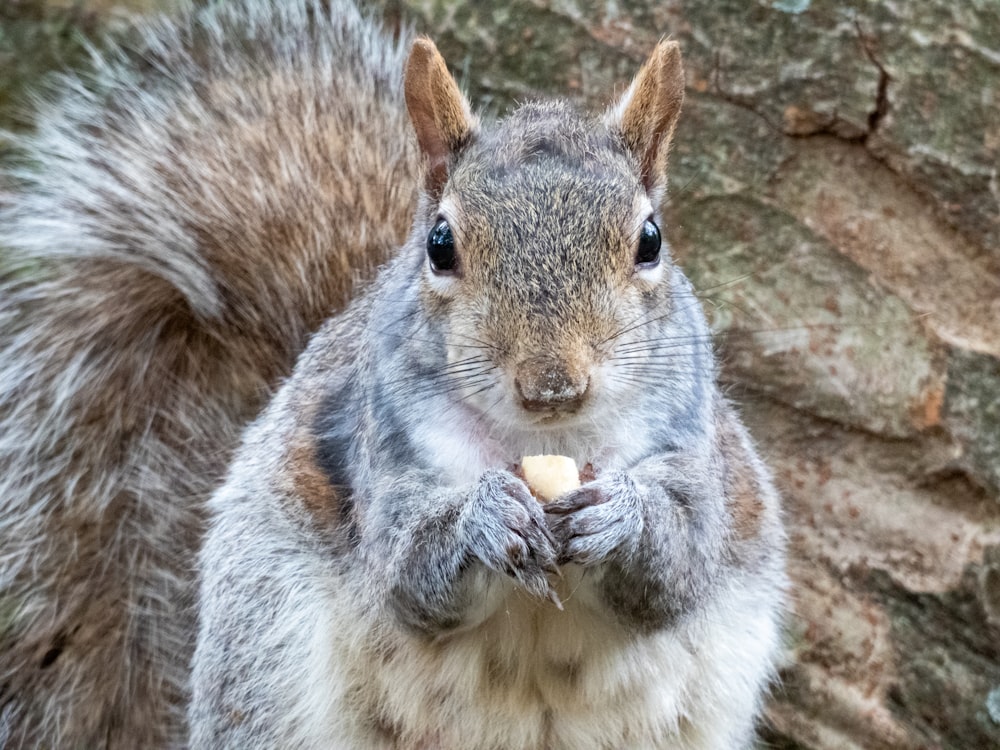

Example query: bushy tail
[0,1,419,745]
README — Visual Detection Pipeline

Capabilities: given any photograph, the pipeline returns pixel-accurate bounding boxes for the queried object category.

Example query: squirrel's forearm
[597,404,778,632]
[364,479,485,636]
[595,463,728,632]
[363,466,559,637]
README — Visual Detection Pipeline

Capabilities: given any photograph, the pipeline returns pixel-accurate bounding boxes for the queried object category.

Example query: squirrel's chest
[408,400,655,487]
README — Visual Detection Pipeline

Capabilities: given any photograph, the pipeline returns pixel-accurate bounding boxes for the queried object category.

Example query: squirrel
[0,0,786,748]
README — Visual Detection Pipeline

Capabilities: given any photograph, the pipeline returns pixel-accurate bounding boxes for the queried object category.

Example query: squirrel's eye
[635,219,661,266]
[427,219,457,273]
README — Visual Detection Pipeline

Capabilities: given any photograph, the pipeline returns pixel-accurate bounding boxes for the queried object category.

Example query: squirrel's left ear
[405,37,478,198]
[605,40,685,192]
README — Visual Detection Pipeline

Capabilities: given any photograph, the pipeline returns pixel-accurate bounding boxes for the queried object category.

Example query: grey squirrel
[0,1,786,748]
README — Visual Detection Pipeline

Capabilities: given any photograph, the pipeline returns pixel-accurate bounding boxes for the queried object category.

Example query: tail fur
[0,1,418,745]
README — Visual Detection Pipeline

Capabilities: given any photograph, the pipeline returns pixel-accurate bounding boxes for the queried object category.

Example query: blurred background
[2,1,998,747]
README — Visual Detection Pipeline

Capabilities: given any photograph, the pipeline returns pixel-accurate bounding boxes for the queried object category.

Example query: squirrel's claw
[464,469,561,600]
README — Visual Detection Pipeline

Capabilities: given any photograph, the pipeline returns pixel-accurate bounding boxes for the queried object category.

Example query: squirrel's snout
[514,356,590,414]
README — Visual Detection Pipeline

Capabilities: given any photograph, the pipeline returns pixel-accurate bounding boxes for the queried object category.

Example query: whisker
[452,332,502,351]
[611,365,714,379]
[374,314,501,354]
[381,332,496,351]
[458,380,500,404]
[613,356,712,370]
[662,164,706,208]
[383,357,496,385]
[613,320,883,357]
[389,369,493,391]
[470,391,509,433]
[713,321,883,338]
[696,295,770,324]
[690,269,763,297]
[429,358,497,375]
[601,275,790,347]
[601,290,723,345]
[387,375,495,401]
[609,372,690,389]
[613,335,717,354]
[613,361,715,377]
[610,353,711,365]
[598,308,674,346]
[373,306,422,336]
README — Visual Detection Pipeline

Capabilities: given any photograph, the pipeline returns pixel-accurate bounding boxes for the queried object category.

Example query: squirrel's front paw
[545,472,644,567]
[463,470,560,603]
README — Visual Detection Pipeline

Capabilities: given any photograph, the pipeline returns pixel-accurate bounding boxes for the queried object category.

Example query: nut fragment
[520,455,580,503]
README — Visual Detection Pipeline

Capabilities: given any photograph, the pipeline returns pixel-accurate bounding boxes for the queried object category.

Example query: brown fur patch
[717,407,766,542]
[285,428,346,530]
[286,437,341,527]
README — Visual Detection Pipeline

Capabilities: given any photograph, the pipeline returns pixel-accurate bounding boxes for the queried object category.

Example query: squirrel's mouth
[520,394,588,416]
[518,399,592,429]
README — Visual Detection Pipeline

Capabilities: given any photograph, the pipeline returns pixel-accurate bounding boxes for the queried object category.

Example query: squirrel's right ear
[404,37,478,198]
[604,40,685,194]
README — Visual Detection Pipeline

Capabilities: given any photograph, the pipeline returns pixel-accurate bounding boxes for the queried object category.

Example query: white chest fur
[406,393,657,488]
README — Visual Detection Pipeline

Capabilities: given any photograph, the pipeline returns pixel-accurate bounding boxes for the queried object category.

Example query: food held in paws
[520,455,580,502]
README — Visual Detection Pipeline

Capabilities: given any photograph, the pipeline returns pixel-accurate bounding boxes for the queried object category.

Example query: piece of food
[520,455,580,502]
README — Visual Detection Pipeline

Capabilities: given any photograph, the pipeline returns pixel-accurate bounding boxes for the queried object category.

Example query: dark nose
[514,356,589,413]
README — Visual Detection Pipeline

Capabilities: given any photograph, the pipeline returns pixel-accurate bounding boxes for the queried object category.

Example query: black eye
[426,218,457,273]
[636,219,661,266]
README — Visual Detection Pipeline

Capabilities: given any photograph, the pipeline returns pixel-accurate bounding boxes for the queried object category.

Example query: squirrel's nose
[514,357,590,414]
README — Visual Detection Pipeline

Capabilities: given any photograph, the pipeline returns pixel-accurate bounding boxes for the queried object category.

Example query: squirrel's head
[402,38,692,435]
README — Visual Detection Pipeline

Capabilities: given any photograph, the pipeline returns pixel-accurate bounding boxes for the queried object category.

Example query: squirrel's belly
[332,574,778,750]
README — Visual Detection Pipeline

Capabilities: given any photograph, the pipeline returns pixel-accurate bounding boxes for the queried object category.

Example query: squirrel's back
[0,1,418,745]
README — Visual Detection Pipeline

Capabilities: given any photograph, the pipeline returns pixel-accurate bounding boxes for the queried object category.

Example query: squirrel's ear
[605,40,685,191]
[404,37,477,198]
